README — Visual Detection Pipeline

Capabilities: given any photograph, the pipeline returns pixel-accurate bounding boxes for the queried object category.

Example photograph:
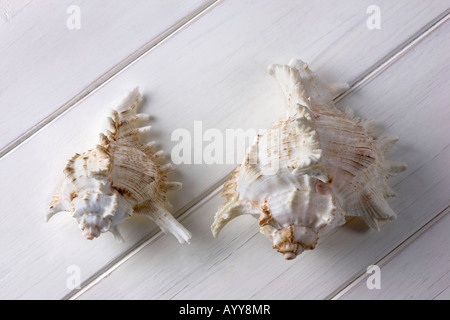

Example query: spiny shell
[47,88,191,244]
[211,59,406,259]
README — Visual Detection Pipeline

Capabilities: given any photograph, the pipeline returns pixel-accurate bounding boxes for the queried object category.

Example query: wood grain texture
[0,0,212,155]
[334,209,449,300]
[0,0,448,299]
[76,13,450,300]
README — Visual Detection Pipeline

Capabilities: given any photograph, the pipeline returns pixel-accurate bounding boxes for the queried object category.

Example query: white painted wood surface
[335,209,449,300]
[0,0,213,156]
[76,15,450,299]
[0,0,448,300]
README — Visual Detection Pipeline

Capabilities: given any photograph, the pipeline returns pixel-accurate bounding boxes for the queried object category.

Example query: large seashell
[47,88,191,244]
[211,59,407,259]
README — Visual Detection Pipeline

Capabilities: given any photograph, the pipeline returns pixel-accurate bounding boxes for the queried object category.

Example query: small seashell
[211,59,407,259]
[47,88,191,244]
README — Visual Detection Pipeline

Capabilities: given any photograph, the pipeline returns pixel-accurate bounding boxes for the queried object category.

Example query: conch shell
[211,59,407,259]
[47,88,191,244]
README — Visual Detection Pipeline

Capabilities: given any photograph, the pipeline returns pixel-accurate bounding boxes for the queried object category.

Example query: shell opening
[78,212,110,240]
[81,225,101,240]
[269,225,319,260]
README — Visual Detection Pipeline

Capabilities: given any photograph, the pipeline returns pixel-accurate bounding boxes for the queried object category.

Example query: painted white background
[0,0,448,299]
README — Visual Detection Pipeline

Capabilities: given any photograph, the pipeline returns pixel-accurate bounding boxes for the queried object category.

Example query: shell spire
[212,59,406,259]
[47,88,191,244]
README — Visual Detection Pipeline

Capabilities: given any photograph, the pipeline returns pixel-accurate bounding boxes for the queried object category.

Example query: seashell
[47,88,191,244]
[211,59,407,259]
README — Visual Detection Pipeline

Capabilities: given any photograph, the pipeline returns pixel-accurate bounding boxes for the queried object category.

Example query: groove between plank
[329,204,450,300]
[0,0,222,161]
[326,11,450,299]
[334,8,450,103]
[65,175,228,300]
[66,8,450,300]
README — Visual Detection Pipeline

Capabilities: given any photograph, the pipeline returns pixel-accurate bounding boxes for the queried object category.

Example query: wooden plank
[76,15,450,300]
[434,286,450,300]
[0,0,448,299]
[0,0,213,155]
[333,209,449,300]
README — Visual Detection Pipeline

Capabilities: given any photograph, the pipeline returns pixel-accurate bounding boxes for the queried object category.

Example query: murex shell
[211,59,407,259]
[47,88,191,244]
